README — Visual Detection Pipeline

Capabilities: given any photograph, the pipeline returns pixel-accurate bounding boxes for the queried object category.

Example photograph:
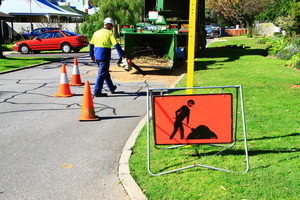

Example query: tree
[207,0,271,35]
[258,0,300,35]
[81,0,143,39]
[0,0,5,59]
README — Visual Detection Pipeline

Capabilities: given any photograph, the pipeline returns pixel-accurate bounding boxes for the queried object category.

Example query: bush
[259,35,300,69]
[257,36,273,44]
[287,52,300,69]
[276,43,300,60]
[267,36,290,56]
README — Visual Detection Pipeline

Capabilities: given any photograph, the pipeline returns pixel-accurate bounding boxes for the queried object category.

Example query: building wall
[255,22,280,36]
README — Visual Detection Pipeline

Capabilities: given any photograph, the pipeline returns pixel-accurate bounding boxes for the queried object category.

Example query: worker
[89,17,125,97]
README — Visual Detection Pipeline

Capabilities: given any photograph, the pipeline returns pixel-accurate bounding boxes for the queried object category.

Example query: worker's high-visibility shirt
[89,27,124,60]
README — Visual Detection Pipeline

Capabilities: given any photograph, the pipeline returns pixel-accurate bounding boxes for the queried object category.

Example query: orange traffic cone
[78,81,100,121]
[70,57,84,86]
[54,64,75,97]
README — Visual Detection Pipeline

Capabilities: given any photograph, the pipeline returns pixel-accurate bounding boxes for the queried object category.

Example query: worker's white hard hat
[103,17,114,25]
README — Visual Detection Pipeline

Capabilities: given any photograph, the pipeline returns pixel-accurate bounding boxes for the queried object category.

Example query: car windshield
[62,31,78,36]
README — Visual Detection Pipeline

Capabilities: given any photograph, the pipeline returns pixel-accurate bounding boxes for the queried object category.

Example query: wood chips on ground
[87,62,185,88]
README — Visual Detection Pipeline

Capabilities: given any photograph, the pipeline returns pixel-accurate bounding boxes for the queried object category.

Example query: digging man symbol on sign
[169,100,195,140]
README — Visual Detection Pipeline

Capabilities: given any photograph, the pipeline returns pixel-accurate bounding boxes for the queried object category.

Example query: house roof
[59,5,88,18]
[0,0,82,18]
[0,11,15,18]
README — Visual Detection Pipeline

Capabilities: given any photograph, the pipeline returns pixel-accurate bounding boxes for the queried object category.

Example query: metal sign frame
[146,85,250,176]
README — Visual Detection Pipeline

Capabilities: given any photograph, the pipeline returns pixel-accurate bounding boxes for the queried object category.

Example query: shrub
[267,36,290,56]
[287,52,300,69]
[257,36,273,44]
[276,43,300,60]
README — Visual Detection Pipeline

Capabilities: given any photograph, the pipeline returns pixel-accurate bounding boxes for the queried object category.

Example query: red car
[14,30,89,54]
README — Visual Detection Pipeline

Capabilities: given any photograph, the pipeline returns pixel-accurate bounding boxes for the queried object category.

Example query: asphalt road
[0,51,169,200]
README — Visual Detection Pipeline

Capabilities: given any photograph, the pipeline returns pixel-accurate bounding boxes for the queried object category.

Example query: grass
[0,57,60,72]
[129,36,300,199]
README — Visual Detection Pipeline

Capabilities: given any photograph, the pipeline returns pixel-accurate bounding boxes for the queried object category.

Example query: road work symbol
[169,100,195,140]
[153,94,232,145]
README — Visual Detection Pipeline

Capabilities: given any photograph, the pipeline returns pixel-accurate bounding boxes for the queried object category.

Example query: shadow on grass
[248,133,299,141]
[194,47,268,71]
[151,132,299,173]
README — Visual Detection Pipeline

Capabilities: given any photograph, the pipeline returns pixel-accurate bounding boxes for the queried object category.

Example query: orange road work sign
[153,94,233,145]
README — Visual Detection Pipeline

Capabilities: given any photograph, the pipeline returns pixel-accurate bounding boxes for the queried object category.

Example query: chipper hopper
[121,0,206,70]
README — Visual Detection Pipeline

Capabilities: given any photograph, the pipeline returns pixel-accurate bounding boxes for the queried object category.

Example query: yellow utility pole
[186,0,197,94]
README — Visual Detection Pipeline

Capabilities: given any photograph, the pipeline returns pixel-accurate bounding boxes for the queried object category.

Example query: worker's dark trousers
[94,60,114,95]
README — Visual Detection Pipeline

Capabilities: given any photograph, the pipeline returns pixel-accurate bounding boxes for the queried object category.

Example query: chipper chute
[123,31,176,69]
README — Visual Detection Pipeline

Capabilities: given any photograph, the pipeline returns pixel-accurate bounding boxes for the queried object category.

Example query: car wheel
[61,43,71,53]
[20,44,30,54]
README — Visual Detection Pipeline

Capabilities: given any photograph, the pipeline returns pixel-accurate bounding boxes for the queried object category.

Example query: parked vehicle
[210,23,221,36]
[23,27,59,39]
[205,25,213,38]
[14,30,89,54]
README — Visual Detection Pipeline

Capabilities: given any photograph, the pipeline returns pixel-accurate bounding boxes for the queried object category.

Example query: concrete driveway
[0,51,174,199]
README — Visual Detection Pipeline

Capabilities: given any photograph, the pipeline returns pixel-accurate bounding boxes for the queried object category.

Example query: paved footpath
[0,52,171,200]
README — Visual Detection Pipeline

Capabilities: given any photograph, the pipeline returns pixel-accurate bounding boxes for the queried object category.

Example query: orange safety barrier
[70,57,84,86]
[54,64,75,97]
[78,81,100,121]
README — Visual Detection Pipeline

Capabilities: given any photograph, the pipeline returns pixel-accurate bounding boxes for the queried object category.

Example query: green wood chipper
[121,0,206,71]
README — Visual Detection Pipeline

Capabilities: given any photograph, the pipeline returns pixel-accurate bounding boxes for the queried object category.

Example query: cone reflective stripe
[54,64,75,97]
[70,57,84,86]
[79,81,100,121]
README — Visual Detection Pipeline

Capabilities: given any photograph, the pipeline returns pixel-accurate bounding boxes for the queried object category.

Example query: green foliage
[80,0,143,39]
[260,35,300,68]
[287,52,300,68]
[1,44,13,51]
[258,0,300,34]
[266,35,290,56]
[275,15,297,36]
[257,35,300,69]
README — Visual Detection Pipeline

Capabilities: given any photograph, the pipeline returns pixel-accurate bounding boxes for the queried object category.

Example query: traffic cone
[78,81,100,121]
[54,64,75,97]
[70,57,84,86]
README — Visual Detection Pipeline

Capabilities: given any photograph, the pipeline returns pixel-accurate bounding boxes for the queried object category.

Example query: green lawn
[0,57,60,72]
[129,36,300,199]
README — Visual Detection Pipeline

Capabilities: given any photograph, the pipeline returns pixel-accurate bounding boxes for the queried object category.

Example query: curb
[118,73,185,200]
[119,115,148,200]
